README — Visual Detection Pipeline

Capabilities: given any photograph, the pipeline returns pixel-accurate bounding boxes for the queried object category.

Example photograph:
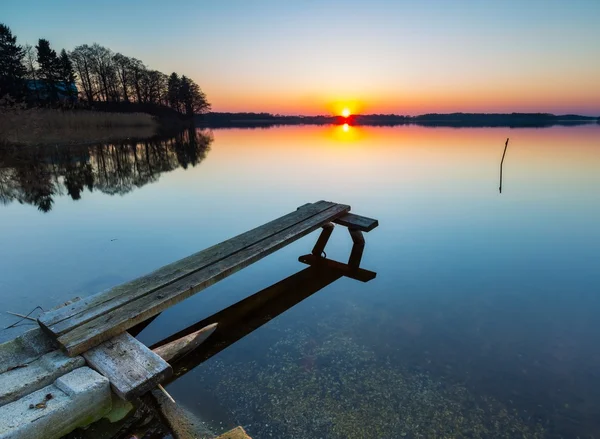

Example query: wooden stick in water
[157,384,175,403]
[499,137,509,193]
[6,311,37,322]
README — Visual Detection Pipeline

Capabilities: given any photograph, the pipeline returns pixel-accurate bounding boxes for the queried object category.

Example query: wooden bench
[38,201,378,358]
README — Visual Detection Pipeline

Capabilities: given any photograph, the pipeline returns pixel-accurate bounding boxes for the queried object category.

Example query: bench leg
[312,223,335,257]
[348,229,365,269]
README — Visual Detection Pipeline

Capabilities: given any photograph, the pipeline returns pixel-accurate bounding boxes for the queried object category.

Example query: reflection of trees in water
[0,128,212,212]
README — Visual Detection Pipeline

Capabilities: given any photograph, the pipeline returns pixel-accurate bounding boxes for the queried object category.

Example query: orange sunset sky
[2,0,599,116]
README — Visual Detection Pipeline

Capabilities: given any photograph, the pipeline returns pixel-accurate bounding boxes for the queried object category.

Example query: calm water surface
[1,125,599,438]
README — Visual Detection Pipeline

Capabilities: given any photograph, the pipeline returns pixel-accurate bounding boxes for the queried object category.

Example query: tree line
[0,23,210,116]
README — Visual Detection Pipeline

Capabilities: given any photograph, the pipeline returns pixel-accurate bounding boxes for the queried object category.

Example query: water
[1,124,599,438]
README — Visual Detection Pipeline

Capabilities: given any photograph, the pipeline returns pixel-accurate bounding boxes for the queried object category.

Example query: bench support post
[312,223,334,257]
[348,229,365,269]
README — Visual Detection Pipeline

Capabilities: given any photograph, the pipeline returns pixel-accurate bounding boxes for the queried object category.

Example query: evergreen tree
[36,38,61,101]
[59,49,77,100]
[167,72,181,112]
[0,23,26,100]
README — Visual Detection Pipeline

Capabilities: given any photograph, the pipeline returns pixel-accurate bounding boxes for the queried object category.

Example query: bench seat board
[40,202,350,356]
[39,201,337,333]
[334,212,379,232]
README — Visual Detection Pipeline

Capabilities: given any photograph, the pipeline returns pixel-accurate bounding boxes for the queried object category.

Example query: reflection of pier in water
[150,257,377,383]
[0,127,213,212]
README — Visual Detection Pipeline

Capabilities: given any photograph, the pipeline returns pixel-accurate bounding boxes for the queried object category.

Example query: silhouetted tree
[0,23,25,100]
[23,44,40,99]
[59,49,76,100]
[70,45,95,102]
[36,38,61,101]
[88,43,115,101]
[129,58,146,103]
[167,73,181,112]
[1,24,210,110]
[113,53,132,102]
[179,75,210,117]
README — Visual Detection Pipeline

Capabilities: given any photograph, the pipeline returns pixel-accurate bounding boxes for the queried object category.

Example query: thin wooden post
[499,137,509,193]
[312,223,335,257]
[348,229,365,269]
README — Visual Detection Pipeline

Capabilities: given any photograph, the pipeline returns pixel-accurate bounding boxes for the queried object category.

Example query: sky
[2,0,599,115]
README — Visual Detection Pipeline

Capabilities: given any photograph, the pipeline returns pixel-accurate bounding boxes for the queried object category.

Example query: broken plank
[57,203,350,356]
[83,332,172,400]
[334,212,379,232]
[39,201,337,334]
[152,323,218,363]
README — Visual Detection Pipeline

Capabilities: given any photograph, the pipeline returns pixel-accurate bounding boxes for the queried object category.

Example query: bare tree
[113,53,131,102]
[70,45,95,102]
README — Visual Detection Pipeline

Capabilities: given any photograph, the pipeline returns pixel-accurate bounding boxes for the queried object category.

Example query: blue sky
[2,0,599,114]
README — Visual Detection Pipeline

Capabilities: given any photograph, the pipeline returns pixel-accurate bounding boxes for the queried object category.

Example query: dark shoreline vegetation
[0,128,213,212]
[198,112,600,129]
[0,23,210,146]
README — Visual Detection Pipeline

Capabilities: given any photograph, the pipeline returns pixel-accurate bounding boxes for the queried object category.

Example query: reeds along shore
[0,107,158,147]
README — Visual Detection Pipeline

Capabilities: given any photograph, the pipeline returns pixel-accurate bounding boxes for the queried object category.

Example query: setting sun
[341,108,351,118]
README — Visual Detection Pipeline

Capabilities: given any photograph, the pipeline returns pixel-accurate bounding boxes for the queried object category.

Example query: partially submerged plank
[39,201,336,333]
[83,332,172,400]
[216,426,253,439]
[334,212,379,232]
[0,350,84,407]
[57,203,350,355]
[298,254,377,282]
[152,323,218,363]
[154,265,345,379]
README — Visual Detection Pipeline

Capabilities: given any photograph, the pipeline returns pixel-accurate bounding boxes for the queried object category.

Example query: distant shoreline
[197,112,600,129]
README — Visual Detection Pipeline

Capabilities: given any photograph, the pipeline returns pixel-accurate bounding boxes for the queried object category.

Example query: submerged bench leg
[312,223,335,257]
[348,229,365,269]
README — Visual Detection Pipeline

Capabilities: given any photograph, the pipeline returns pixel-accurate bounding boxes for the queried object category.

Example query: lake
[1,124,599,438]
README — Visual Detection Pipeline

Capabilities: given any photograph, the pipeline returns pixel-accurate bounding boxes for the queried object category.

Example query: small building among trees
[25,79,78,103]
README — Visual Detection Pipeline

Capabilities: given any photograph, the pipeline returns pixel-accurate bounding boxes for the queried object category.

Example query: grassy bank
[0,107,159,147]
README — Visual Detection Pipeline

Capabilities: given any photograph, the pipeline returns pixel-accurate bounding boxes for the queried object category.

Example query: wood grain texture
[39,201,335,334]
[152,323,218,362]
[58,203,350,355]
[334,212,379,232]
[83,332,172,400]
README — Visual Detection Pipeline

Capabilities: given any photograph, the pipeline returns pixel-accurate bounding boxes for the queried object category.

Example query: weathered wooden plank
[334,212,379,232]
[83,332,172,400]
[153,323,218,363]
[216,426,253,439]
[58,203,350,355]
[39,200,336,333]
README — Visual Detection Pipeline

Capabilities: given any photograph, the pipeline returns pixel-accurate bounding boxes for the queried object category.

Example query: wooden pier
[0,201,378,439]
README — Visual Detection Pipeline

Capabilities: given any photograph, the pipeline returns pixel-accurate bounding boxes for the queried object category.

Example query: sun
[341,108,351,118]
